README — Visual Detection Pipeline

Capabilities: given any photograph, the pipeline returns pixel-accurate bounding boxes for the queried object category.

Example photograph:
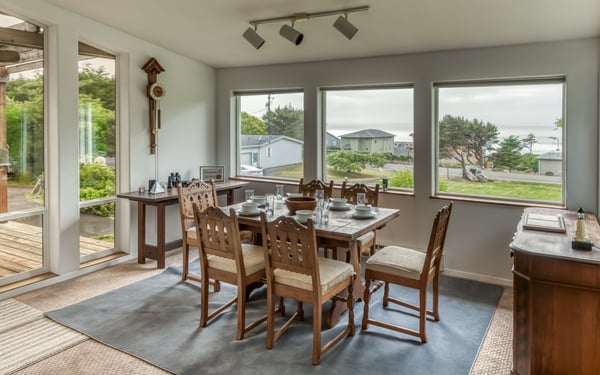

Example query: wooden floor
[0,220,114,277]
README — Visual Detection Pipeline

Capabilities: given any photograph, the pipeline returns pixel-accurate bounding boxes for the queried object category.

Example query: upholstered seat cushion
[208,244,265,275]
[356,230,375,248]
[186,227,197,240]
[365,245,425,280]
[274,258,354,293]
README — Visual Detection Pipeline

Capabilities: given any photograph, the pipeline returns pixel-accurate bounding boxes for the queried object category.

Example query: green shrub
[80,162,115,216]
[390,170,414,188]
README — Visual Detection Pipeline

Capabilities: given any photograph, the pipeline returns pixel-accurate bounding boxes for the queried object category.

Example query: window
[78,45,117,261]
[322,86,414,190]
[435,79,565,204]
[0,13,46,283]
[236,91,304,180]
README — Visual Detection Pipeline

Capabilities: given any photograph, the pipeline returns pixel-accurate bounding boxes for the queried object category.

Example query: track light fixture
[243,5,368,48]
[333,14,358,40]
[242,26,265,49]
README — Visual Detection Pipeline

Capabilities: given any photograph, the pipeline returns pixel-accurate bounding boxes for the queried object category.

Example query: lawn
[441,178,562,202]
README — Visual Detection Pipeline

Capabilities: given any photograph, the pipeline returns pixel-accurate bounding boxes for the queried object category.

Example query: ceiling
[41,0,600,68]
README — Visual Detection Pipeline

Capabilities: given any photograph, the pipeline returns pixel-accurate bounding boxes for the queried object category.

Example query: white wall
[216,39,600,285]
[0,0,215,276]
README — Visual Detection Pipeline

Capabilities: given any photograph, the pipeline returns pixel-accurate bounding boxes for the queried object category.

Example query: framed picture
[200,165,225,182]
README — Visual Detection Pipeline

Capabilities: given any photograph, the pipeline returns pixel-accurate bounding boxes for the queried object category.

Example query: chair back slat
[261,213,319,278]
[422,202,453,276]
[298,178,334,200]
[340,182,379,206]
[193,205,241,265]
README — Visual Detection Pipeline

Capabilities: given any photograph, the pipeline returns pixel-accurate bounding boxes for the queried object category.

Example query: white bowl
[354,205,372,214]
[286,193,303,198]
[251,195,266,205]
[330,198,348,207]
[296,209,313,223]
[241,202,259,213]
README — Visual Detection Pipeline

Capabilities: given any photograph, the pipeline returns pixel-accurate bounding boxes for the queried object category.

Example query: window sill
[432,193,566,209]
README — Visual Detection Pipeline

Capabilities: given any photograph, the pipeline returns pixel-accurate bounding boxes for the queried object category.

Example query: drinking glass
[276,184,284,200]
[357,192,366,206]
[244,189,255,202]
[315,189,324,208]
[265,194,275,216]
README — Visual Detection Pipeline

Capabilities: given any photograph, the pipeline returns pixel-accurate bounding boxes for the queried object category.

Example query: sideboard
[510,207,600,375]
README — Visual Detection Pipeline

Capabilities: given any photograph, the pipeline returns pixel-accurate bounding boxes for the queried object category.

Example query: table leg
[156,202,166,269]
[227,188,235,205]
[326,240,363,328]
[137,202,146,264]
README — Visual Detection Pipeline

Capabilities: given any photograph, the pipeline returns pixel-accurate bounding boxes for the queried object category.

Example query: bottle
[575,207,586,241]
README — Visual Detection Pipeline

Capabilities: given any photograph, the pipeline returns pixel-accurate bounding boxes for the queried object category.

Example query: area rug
[0,299,87,375]
[46,266,503,375]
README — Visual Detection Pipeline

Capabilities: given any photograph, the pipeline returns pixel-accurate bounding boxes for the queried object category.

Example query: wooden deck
[0,220,114,277]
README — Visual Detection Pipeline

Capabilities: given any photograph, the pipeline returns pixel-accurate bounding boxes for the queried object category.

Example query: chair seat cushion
[186,226,197,240]
[208,244,265,275]
[274,258,354,293]
[365,245,425,280]
[356,230,375,247]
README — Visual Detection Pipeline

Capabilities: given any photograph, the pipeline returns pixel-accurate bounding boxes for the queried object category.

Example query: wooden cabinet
[510,208,600,375]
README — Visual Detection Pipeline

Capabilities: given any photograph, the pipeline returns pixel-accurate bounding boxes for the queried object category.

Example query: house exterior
[538,151,562,176]
[240,135,303,170]
[339,129,395,153]
[326,132,341,149]
[394,141,413,156]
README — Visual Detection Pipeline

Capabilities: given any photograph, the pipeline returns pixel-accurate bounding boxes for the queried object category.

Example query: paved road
[384,164,561,184]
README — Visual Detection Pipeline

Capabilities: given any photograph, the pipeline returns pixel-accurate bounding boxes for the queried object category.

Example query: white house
[240,135,303,170]
[538,151,563,176]
[339,129,395,153]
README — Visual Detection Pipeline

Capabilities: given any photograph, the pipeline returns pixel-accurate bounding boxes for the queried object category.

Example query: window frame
[433,77,566,206]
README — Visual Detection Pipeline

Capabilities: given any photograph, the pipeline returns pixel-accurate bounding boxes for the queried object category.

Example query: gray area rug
[46,264,503,375]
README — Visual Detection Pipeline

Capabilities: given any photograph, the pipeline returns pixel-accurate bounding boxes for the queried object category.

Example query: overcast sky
[241,83,564,154]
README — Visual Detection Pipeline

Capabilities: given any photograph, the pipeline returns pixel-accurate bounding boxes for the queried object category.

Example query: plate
[329,205,351,211]
[352,212,376,219]
[238,209,261,217]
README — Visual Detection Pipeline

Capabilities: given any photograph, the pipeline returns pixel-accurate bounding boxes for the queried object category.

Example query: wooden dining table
[226,201,401,328]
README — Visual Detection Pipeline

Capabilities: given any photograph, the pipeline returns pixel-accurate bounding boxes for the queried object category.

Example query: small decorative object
[382,178,388,192]
[200,166,225,182]
[285,197,317,215]
[572,207,592,251]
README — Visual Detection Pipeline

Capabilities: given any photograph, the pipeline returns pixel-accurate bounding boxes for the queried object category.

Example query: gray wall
[217,39,600,285]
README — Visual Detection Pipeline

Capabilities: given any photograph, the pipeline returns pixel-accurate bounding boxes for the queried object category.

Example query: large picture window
[235,91,304,180]
[322,86,414,190]
[435,79,565,204]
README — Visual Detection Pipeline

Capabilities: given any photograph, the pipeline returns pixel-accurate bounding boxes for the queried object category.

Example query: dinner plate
[329,205,351,211]
[352,212,376,219]
[238,209,261,217]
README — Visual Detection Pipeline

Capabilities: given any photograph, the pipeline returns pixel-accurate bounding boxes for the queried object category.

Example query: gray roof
[340,129,395,139]
[538,151,562,160]
[241,134,303,147]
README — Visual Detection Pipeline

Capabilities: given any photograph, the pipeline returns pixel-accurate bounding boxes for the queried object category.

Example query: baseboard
[443,268,513,287]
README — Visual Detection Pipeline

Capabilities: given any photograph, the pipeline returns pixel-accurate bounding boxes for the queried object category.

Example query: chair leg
[362,277,371,330]
[347,278,355,336]
[266,288,275,350]
[236,285,246,340]
[432,274,440,321]
[312,300,322,366]
[297,301,304,321]
[200,272,210,327]
[419,287,427,343]
[181,243,189,281]
[383,282,390,307]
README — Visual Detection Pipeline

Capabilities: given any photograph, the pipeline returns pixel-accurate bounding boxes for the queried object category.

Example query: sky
[240,83,564,155]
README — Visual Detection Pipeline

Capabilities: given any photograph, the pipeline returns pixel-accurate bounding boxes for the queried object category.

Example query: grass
[441,178,562,202]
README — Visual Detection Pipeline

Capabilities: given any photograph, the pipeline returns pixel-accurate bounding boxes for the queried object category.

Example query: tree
[438,115,499,179]
[554,117,563,129]
[262,104,303,140]
[240,112,267,134]
[491,136,524,173]
[522,133,537,154]
[327,151,386,174]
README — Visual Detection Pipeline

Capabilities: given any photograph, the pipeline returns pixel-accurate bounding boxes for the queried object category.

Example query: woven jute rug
[0,299,87,375]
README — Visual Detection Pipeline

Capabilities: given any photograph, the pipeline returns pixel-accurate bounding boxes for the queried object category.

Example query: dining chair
[362,202,453,343]
[259,212,356,365]
[341,181,380,257]
[192,204,268,340]
[298,178,334,200]
[177,180,251,286]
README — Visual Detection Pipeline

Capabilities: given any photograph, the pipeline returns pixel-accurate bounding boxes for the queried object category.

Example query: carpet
[0,299,87,375]
[45,265,503,375]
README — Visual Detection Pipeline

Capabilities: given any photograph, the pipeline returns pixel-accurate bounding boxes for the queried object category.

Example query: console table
[510,207,600,375]
[118,180,248,268]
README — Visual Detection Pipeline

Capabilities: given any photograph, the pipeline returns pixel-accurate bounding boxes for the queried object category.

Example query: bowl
[286,192,303,198]
[251,195,266,205]
[285,197,317,215]
[355,205,372,214]
[296,209,314,223]
[241,202,259,213]
[330,198,348,207]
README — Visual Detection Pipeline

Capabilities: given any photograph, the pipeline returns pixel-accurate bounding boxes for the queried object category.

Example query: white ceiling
[43,0,600,68]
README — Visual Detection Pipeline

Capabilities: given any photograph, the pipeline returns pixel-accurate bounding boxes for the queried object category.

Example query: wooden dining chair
[362,202,453,343]
[298,178,334,200]
[341,181,380,256]
[178,180,251,285]
[259,212,355,365]
[192,205,268,340]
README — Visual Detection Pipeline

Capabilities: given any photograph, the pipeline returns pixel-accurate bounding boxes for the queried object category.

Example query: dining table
[225,200,401,328]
